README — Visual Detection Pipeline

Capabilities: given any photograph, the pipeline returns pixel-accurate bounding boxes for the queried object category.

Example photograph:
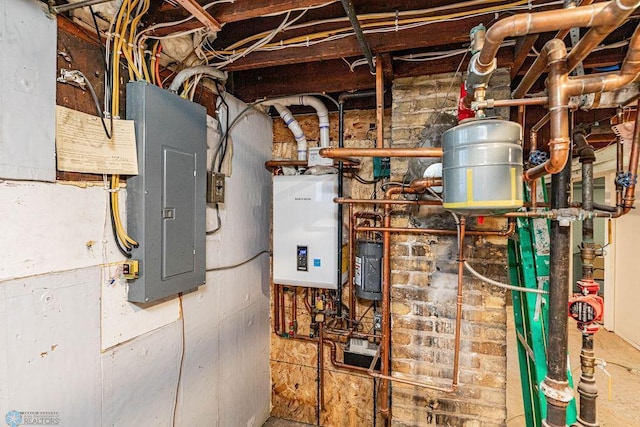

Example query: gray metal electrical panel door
[126,81,206,303]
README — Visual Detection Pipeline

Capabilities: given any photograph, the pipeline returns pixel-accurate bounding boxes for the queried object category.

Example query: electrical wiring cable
[223,0,518,51]
[351,172,380,185]
[219,0,532,51]
[111,175,139,248]
[171,293,186,427]
[205,250,271,272]
[205,203,222,235]
[66,70,113,139]
[110,176,131,250]
[204,0,563,67]
[108,185,133,258]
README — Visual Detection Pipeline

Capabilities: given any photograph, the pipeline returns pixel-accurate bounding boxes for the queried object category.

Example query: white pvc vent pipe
[263,96,330,160]
[273,104,307,161]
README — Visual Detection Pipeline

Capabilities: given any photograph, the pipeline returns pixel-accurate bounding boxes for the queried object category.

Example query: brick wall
[389,70,511,426]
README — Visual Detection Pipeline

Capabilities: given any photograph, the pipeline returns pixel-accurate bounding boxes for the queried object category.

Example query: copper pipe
[320,147,442,159]
[409,177,443,191]
[323,327,380,340]
[513,0,635,99]
[517,105,526,128]
[279,284,286,334]
[531,112,550,136]
[304,288,313,317]
[623,99,640,214]
[335,197,442,206]
[323,339,374,374]
[465,2,610,107]
[451,215,466,390]
[378,182,443,418]
[378,187,395,419]
[474,97,548,110]
[292,286,298,335]
[528,112,550,207]
[368,216,466,394]
[525,40,570,181]
[354,219,515,237]
[514,37,568,99]
[477,3,608,74]
[616,109,625,212]
[555,0,595,42]
[566,0,640,74]
[274,284,281,334]
[566,24,640,98]
[376,56,384,149]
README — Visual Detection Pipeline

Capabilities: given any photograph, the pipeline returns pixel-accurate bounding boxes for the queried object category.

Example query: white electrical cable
[441,194,548,295]
[464,261,549,294]
[217,0,563,56]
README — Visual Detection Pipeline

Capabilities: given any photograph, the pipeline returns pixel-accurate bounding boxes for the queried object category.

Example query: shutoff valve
[568,279,603,334]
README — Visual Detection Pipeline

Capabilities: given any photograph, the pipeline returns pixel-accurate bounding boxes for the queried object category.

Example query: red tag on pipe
[477,216,485,225]
[458,82,475,122]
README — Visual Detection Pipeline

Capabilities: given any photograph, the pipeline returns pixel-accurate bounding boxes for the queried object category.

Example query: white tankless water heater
[273,174,338,289]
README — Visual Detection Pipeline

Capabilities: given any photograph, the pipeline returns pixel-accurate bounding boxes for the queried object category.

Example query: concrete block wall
[389,70,511,426]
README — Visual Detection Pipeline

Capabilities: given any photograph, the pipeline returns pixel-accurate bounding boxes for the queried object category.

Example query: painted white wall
[612,206,640,350]
[0,94,273,426]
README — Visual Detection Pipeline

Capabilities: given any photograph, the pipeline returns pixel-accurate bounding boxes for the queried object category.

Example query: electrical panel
[0,0,56,181]
[273,174,339,289]
[126,81,206,303]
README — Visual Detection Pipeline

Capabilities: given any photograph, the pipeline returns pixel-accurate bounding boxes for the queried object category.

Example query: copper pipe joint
[320,147,442,159]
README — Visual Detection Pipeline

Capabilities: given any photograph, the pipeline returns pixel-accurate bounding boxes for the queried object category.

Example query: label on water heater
[354,256,362,286]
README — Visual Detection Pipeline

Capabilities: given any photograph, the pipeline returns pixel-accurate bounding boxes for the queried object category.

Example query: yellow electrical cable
[115,176,138,247]
[216,0,529,55]
[111,175,139,248]
[111,0,128,116]
[110,175,130,250]
[127,0,150,81]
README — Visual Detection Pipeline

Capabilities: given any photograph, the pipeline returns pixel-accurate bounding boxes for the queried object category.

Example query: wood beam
[222,16,484,71]
[229,59,375,102]
[172,0,221,32]
[380,53,394,84]
[151,0,338,35]
[511,34,538,79]
[394,47,514,79]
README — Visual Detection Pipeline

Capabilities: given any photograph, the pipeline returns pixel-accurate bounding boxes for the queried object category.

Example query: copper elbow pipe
[566,24,640,98]
[513,39,568,100]
[320,147,442,159]
[476,2,608,74]
[525,42,570,181]
[566,0,640,74]
[409,177,443,191]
